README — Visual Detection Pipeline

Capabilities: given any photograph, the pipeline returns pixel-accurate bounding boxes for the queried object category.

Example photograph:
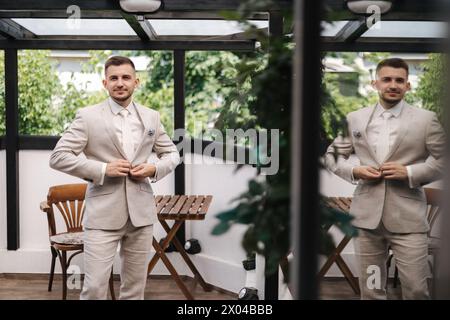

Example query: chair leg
[48,247,57,292]
[386,253,393,290]
[393,266,399,288]
[58,251,68,300]
[109,268,116,300]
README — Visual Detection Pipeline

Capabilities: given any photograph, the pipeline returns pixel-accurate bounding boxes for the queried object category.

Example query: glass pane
[12,19,136,36]
[17,50,174,136]
[131,51,174,138]
[361,21,446,38]
[184,51,264,148]
[147,19,268,36]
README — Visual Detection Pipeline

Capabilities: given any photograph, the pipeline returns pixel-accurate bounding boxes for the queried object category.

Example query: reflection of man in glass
[50,56,180,299]
[325,58,446,299]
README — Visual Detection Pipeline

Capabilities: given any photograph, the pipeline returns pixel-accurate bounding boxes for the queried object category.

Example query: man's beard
[112,91,132,102]
[380,92,402,105]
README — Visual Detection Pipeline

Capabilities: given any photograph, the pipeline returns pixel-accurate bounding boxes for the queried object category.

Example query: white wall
[0,150,256,293]
[185,153,255,292]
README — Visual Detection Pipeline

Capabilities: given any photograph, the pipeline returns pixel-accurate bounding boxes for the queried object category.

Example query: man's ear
[406,81,411,91]
[102,79,107,89]
[371,79,377,90]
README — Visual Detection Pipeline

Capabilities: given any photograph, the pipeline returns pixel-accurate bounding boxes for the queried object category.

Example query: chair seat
[50,232,84,245]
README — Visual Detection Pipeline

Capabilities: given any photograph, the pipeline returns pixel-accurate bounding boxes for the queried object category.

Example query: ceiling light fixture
[345,0,392,15]
[119,0,163,13]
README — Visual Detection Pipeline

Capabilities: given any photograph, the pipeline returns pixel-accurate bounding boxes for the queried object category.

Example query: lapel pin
[353,130,362,139]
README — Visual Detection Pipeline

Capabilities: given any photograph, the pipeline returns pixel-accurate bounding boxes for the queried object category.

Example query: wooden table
[319,197,360,295]
[147,195,213,300]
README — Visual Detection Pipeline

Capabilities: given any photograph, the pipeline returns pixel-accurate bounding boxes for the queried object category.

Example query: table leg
[152,237,194,300]
[160,220,212,292]
[147,221,184,274]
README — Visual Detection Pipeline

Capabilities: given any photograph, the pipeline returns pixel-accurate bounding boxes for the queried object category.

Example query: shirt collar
[108,97,135,116]
[374,99,404,118]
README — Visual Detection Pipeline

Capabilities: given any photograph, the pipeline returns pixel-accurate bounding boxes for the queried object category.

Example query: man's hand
[106,159,131,177]
[380,162,408,181]
[129,163,156,182]
[353,166,382,181]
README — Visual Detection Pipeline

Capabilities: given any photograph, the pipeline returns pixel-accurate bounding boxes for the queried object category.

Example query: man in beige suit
[325,58,446,299]
[50,56,180,299]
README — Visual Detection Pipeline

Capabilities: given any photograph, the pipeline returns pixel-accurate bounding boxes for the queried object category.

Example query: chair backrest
[46,183,87,235]
[424,188,442,236]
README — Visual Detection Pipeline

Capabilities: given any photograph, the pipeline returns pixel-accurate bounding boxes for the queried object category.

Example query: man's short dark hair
[104,56,135,73]
[376,58,409,76]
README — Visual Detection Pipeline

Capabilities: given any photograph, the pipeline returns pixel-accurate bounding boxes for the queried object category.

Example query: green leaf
[211,222,231,235]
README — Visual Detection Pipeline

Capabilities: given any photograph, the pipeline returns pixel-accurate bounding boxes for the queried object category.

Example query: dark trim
[0,136,5,149]
[292,0,322,299]
[202,28,267,41]
[18,135,59,149]
[325,0,442,21]
[0,38,442,53]
[264,10,284,301]
[0,0,122,11]
[333,19,368,43]
[174,50,185,196]
[0,18,35,39]
[0,11,269,20]
[139,18,158,41]
[269,11,283,37]
[322,37,446,53]
[0,0,292,11]
[0,39,256,51]
[164,0,292,11]
[120,12,150,41]
[174,50,186,244]
[5,48,19,250]
[264,271,279,300]
[11,135,254,163]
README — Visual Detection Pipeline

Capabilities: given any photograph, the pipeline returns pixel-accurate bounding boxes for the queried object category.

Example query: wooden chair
[387,187,442,288]
[319,197,360,295]
[147,195,214,300]
[40,183,115,300]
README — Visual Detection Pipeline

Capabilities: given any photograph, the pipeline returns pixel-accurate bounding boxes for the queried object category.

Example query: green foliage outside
[0,50,61,135]
[416,53,446,122]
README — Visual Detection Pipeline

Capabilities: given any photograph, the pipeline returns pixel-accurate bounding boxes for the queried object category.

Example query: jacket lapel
[131,103,150,163]
[360,104,379,164]
[102,100,128,159]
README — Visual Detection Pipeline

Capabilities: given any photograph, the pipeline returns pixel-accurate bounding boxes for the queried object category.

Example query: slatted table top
[155,195,213,220]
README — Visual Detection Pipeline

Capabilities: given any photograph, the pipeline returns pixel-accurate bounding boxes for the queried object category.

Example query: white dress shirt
[99,98,147,185]
[109,97,144,155]
[352,100,414,187]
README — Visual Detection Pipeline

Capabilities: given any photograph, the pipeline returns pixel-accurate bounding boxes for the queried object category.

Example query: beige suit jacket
[49,99,180,230]
[325,101,446,233]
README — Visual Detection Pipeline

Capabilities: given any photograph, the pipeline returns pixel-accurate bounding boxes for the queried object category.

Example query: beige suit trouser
[80,218,153,300]
[354,222,430,300]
